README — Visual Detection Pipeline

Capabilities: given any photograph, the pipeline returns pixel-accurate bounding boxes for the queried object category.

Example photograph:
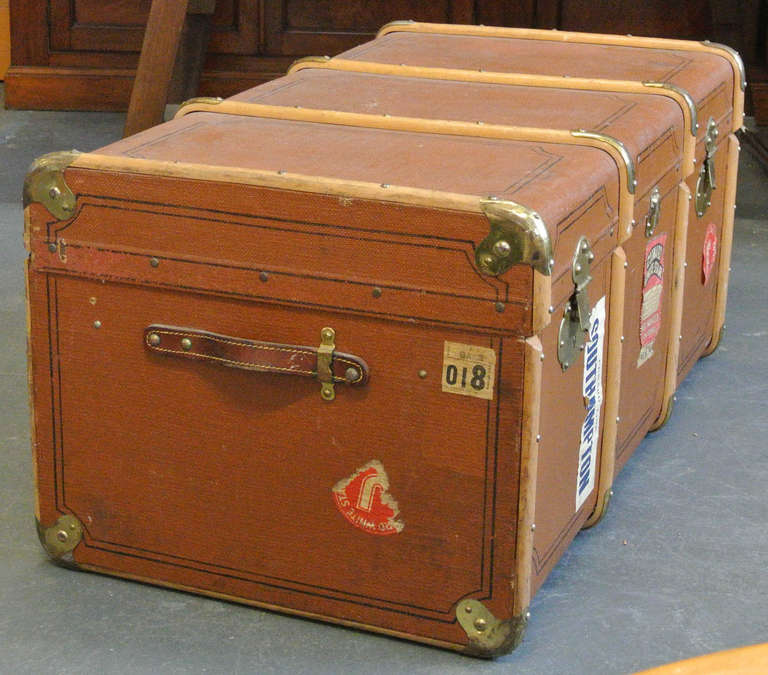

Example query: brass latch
[558,237,594,371]
[317,327,336,401]
[645,186,661,237]
[695,118,719,217]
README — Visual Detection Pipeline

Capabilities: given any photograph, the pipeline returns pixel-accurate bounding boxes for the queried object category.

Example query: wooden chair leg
[123,0,216,138]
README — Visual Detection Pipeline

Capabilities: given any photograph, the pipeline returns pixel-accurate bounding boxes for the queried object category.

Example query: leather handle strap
[143,325,369,386]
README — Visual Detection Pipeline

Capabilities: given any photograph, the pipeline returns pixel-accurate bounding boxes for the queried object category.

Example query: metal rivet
[548,305,555,314]
[549,258,555,269]
[93,320,101,329]
[48,243,57,253]
[689,193,693,200]
[536,434,541,442]
[492,239,511,258]
[418,369,427,379]
[531,523,536,531]
[148,333,161,346]
[345,367,359,382]
[380,183,390,188]
[473,618,487,632]
[679,335,683,341]
[149,257,160,268]
[383,113,391,118]
[277,169,285,175]
[464,605,473,614]
[475,120,484,125]
[372,287,382,298]
[259,271,269,282]
[540,353,545,361]
[89,297,97,305]
[624,261,628,268]
[563,362,570,369]
[181,338,192,351]
[609,490,614,497]
[49,187,61,200]
[487,194,499,201]
[609,226,615,236]
[56,529,68,543]
[616,416,621,423]
[631,219,637,227]
[495,301,505,313]
[620,335,625,342]
[633,179,638,187]
[559,340,565,347]
[684,261,688,268]
[525,611,531,619]
[574,263,582,273]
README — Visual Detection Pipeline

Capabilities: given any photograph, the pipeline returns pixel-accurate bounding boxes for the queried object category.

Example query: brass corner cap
[23,150,81,221]
[456,599,528,658]
[36,514,84,564]
[477,199,553,277]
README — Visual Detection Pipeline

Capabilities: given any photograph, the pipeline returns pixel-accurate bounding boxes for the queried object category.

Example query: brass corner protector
[642,81,698,135]
[477,199,553,277]
[287,55,331,73]
[23,150,81,221]
[582,488,613,529]
[456,599,528,658]
[702,41,746,92]
[36,514,84,565]
[571,130,636,195]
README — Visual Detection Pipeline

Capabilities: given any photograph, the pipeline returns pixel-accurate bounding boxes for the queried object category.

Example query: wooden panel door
[263,0,475,55]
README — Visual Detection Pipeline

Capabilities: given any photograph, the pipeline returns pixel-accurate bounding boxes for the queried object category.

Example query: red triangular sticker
[332,460,404,535]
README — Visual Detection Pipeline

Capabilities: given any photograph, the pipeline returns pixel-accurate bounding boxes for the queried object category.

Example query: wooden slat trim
[703,133,740,356]
[652,182,691,429]
[376,21,745,131]
[514,335,542,615]
[175,100,635,236]
[583,245,625,527]
[288,57,696,176]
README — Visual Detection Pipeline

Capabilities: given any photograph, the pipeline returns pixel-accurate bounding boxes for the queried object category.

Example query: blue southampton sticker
[576,296,606,511]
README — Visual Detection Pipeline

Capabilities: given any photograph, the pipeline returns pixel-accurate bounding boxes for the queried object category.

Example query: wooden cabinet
[6,0,767,119]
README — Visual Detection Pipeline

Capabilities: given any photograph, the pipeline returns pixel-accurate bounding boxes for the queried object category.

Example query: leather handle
[143,325,369,386]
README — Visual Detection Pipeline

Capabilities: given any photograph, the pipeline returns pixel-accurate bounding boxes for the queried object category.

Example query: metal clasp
[558,237,594,371]
[317,327,336,401]
[695,118,719,217]
[645,186,661,237]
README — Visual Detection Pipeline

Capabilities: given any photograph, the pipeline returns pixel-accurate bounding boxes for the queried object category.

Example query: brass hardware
[148,332,161,346]
[418,369,427,379]
[477,199,553,277]
[557,237,594,371]
[643,82,698,134]
[703,41,746,91]
[317,327,336,401]
[455,599,528,656]
[571,130,636,194]
[93,320,102,329]
[372,287,383,298]
[645,186,662,237]
[177,96,224,112]
[47,243,57,253]
[495,302,505,313]
[695,118,719,217]
[23,150,80,220]
[259,271,269,282]
[344,367,359,382]
[180,338,192,351]
[36,514,83,562]
[149,257,160,268]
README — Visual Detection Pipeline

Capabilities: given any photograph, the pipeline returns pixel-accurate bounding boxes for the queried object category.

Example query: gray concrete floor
[1,84,767,674]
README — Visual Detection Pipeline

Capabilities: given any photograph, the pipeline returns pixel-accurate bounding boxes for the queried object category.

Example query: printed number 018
[445,364,487,391]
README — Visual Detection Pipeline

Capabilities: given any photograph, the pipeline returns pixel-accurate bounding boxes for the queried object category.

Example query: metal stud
[181,338,192,351]
[418,370,427,379]
[48,243,57,253]
[548,305,555,314]
[56,529,68,543]
[536,434,541,442]
[616,416,621,423]
[684,262,688,268]
[531,523,536,531]
[540,353,545,362]
[495,301,505,313]
[620,335,625,342]
[93,320,101,329]
[345,367,359,382]
[624,261,629,268]
[473,617,487,632]
[372,287,382,298]
[492,239,511,258]
[148,333,161,346]
[259,271,269,282]
[149,257,160,268]
[380,183,390,189]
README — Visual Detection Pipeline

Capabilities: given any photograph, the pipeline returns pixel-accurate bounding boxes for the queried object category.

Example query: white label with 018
[441,341,497,400]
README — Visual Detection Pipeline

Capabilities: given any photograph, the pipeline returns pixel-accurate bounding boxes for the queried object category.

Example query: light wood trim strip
[583,245,625,528]
[175,100,635,235]
[71,153,483,214]
[376,21,745,131]
[288,57,696,176]
[703,133,740,356]
[531,271,552,335]
[515,335,543,614]
[652,182,690,429]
